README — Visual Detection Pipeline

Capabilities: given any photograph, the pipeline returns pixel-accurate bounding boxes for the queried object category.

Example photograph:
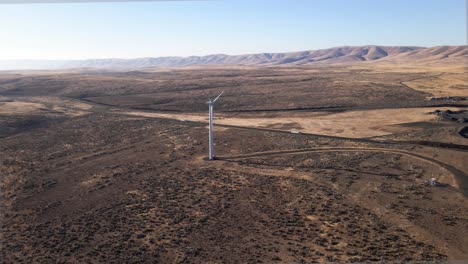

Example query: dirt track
[218,147,467,196]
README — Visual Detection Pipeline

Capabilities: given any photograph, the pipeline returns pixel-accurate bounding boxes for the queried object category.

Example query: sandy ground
[404,73,468,97]
[122,107,461,138]
[0,98,90,117]
[0,101,46,115]
[3,96,461,138]
[353,65,467,97]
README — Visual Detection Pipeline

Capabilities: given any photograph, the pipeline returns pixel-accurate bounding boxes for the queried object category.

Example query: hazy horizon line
[2,44,466,62]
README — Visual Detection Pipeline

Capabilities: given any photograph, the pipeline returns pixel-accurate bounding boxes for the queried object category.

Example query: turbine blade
[213,91,224,103]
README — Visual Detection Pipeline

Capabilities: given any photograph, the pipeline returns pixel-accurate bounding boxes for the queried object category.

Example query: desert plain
[1,46,468,263]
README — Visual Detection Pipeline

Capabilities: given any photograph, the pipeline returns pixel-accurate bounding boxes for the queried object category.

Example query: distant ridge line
[0,45,466,70]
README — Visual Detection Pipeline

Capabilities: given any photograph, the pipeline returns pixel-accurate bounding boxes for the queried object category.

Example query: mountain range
[1,45,466,70]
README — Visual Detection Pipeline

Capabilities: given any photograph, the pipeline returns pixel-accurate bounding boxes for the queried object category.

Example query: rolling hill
[0,45,466,70]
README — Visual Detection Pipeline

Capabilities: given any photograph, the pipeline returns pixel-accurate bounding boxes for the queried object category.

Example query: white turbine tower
[207,91,224,160]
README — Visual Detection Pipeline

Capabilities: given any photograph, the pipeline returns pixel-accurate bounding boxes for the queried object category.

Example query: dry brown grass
[0,101,45,115]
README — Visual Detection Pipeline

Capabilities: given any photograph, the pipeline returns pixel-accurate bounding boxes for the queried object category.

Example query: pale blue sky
[0,0,465,60]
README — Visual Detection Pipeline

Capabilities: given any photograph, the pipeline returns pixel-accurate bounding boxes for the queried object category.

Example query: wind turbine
[207,91,224,160]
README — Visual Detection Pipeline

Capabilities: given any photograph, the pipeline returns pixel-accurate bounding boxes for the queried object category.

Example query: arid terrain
[1,52,467,263]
